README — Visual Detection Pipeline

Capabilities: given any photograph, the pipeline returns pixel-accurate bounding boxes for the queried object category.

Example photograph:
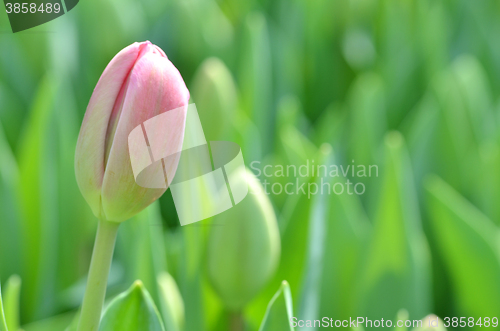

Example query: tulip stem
[77,219,120,331]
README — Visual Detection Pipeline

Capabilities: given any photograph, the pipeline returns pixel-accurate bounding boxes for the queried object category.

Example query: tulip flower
[75,41,189,331]
[75,40,190,222]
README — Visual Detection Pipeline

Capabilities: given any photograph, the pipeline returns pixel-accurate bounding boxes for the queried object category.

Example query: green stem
[77,219,120,331]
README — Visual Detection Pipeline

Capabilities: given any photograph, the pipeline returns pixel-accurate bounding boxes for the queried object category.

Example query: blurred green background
[1,0,500,330]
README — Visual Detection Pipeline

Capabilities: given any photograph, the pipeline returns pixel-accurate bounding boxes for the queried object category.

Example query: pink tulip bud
[75,41,190,222]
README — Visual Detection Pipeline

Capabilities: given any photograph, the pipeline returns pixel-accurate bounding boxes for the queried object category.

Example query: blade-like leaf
[0,283,8,331]
[63,312,78,331]
[259,281,294,331]
[157,272,184,331]
[18,74,95,319]
[99,281,165,331]
[319,169,370,321]
[348,73,387,168]
[17,75,59,320]
[0,118,21,285]
[298,146,332,325]
[355,132,431,322]
[22,311,76,331]
[429,67,481,196]
[118,210,157,302]
[238,12,273,155]
[179,223,206,331]
[424,175,500,323]
[4,275,21,331]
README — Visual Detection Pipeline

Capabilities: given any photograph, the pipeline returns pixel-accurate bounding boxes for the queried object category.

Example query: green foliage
[0,284,8,331]
[157,272,185,331]
[356,132,431,322]
[425,175,500,325]
[0,0,500,330]
[99,281,165,331]
[4,275,21,331]
[0,121,21,286]
[319,160,370,321]
[258,281,294,331]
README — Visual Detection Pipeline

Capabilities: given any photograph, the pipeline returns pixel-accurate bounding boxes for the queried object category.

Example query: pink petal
[101,44,190,221]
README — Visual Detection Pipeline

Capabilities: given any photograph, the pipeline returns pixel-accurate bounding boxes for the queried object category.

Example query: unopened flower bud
[75,41,190,222]
[207,168,281,310]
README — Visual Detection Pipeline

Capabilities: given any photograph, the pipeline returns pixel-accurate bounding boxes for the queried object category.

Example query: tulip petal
[75,42,144,219]
[101,44,190,221]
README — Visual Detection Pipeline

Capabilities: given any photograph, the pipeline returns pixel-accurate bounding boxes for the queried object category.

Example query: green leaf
[22,311,76,331]
[119,209,157,303]
[4,275,21,331]
[0,283,8,331]
[0,118,21,283]
[313,103,347,149]
[17,74,94,319]
[264,183,311,312]
[348,73,387,167]
[400,92,439,185]
[275,96,308,135]
[99,281,165,331]
[355,132,431,322]
[157,272,184,331]
[245,125,319,321]
[258,281,294,331]
[297,146,334,323]
[451,55,495,143]
[17,75,59,320]
[238,12,273,155]
[269,121,318,208]
[429,67,481,195]
[477,142,500,226]
[0,82,25,152]
[319,165,371,321]
[424,175,500,322]
[63,312,79,331]
[178,223,206,331]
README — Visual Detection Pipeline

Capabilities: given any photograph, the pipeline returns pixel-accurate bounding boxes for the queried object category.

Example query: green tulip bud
[191,57,237,141]
[207,168,280,311]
